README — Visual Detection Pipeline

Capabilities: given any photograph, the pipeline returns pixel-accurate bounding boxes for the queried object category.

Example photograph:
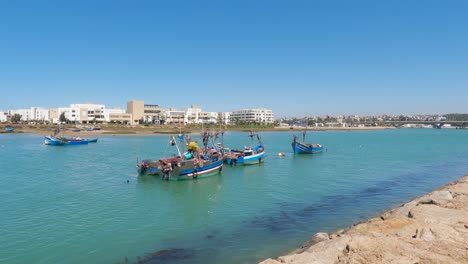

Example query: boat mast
[170,136,182,157]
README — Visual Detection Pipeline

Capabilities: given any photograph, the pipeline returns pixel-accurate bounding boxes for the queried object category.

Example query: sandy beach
[3,124,396,137]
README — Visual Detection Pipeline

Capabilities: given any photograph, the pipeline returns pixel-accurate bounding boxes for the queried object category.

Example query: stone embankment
[261,175,468,264]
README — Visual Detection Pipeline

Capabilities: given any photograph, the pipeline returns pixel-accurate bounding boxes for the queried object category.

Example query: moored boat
[137,133,223,180]
[291,131,324,154]
[44,135,89,146]
[223,132,265,165]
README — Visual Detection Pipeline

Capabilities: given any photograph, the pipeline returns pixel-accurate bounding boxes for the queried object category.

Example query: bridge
[381,120,468,128]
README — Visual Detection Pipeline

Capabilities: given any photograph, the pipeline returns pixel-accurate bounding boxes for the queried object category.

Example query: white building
[0,111,7,122]
[70,103,106,124]
[185,105,218,124]
[164,105,219,125]
[230,108,274,124]
[9,107,49,122]
[165,108,186,124]
[104,107,132,124]
[49,103,106,124]
[185,105,202,124]
[219,112,230,124]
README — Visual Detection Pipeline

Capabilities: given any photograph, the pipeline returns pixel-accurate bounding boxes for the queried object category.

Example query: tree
[11,113,22,123]
[59,112,67,123]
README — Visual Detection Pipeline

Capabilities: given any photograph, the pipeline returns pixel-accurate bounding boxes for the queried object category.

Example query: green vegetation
[11,114,22,123]
[59,112,67,123]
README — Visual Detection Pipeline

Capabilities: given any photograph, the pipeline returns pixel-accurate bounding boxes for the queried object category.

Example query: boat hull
[44,136,89,146]
[237,152,266,165]
[292,141,323,154]
[137,157,224,181]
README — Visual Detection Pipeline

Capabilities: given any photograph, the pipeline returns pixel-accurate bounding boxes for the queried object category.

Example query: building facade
[230,108,274,124]
[48,103,131,124]
[9,107,49,122]
[105,108,132,124]
[127,100,164,124]
[0,111,7,122]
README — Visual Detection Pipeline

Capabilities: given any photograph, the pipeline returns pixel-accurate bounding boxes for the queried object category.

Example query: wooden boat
[291,131,324,154]
[223,132,265,165]
[137,133,223,180]
[44,135,89,146]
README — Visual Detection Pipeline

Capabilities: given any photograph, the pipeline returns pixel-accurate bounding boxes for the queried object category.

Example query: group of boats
[137,130,323,181]
[41,126,322,179]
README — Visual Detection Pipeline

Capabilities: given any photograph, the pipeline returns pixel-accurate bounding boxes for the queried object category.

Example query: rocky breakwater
[261,175,468,264]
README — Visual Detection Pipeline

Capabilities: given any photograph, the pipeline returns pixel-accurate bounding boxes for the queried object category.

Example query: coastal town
[0,101,274,126]
[1,101,467,130]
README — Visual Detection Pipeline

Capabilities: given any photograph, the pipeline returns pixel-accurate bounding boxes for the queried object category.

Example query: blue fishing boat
[223,132,265,165]
[44,135,89,146]
[86,138,98,143]
[137,132,223,180]
[291,131,324,154]
[4,126,14,132]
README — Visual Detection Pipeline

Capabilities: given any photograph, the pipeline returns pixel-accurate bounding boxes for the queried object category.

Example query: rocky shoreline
[261,175,468,264]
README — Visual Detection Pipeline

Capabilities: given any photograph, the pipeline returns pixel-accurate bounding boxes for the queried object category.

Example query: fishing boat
[291,130,324,154]
[223,132,265,165]
[44,135,89,146]
[137,132,223,180]
[4,126,14,132]
[44,126,96,145]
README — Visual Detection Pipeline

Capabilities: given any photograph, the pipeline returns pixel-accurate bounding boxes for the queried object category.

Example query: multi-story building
[49,103,130,124]
[104,108,132,124]
[70,103,106,124]
[165,108,186,124]
[230,108,274,124]
[127,100,164,124]
[165,105,220,125]
[9,107,49,122]
[218,112,230,124]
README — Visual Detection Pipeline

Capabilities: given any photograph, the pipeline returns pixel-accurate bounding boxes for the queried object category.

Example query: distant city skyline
[1,1,467,117]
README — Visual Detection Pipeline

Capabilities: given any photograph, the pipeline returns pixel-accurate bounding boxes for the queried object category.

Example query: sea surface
[1,129,468,264]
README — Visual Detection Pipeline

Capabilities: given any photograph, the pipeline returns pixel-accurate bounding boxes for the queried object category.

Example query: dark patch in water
[247,210,297,232]
[357,185,389,198]
[295,203,327,218]
[125,248,195,264]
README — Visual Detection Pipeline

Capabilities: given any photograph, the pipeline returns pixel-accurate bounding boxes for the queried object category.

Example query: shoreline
[260,174,468,264]
[3,126,395,137]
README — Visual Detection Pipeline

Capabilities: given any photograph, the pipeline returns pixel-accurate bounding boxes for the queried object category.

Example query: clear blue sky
[1,0,467,117]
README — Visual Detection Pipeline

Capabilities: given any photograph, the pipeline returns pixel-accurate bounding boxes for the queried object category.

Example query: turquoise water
[1,129,468,264]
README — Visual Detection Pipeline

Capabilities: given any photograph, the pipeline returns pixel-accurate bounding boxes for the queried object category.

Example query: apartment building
[165,108,186,124]
[9,107,49,122]
[230,108,274,124]
[48,103,131,124]
[127,100,164,124]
